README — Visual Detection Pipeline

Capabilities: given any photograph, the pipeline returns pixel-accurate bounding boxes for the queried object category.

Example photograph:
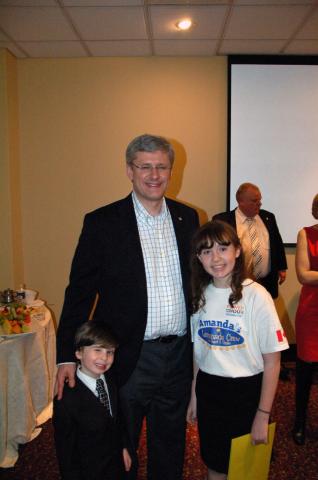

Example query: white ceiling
[0,0,318,58]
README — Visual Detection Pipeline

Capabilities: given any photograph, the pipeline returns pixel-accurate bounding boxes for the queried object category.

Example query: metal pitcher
[0,289,16,304]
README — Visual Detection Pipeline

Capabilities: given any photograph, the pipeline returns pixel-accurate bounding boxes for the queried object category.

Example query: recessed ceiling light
[175,18,193,31]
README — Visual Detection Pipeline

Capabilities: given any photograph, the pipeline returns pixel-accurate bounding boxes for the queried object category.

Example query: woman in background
[293,193,318,445]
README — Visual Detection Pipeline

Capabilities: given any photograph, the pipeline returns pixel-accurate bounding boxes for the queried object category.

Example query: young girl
[187,220,288,480]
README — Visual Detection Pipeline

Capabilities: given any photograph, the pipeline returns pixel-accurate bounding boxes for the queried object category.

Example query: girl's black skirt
[196,369,262,474]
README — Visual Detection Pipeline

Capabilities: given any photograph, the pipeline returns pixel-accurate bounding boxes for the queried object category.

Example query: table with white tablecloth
[0,305,56,468]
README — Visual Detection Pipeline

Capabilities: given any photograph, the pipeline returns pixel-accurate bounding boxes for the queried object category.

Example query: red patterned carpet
[1,365,317,480]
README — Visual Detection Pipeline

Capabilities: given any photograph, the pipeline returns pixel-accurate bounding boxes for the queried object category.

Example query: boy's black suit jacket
[57,194,199,385]
[53,372,123,480]
[212,208,287,298]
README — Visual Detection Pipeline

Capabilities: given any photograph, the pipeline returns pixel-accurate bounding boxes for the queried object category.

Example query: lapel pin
[178,217,183,221]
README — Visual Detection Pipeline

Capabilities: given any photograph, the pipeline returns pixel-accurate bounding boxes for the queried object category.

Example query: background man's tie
[96,378,111,415]
[247,217,263,279]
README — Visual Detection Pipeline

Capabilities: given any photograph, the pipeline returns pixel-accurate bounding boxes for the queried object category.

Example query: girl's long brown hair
[191,220,247,313]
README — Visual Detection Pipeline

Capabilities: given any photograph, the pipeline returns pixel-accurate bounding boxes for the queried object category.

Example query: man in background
[213,182,287,298]
[55,134,199,480]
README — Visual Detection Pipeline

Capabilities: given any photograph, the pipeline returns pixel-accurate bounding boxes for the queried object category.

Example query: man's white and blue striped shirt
[132,192,186,340]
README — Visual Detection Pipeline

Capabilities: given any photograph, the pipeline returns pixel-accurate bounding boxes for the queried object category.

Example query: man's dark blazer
[212,209,287,299]
[57,194,199,385]
[53,372,123,480]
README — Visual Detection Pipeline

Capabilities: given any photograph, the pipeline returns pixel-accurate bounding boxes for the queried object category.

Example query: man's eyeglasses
[131,162,171,173]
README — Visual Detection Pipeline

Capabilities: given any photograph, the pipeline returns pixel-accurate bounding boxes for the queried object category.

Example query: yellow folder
[228,423,276,480]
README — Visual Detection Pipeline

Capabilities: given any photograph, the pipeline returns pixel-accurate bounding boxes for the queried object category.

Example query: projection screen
[228,55,318,246]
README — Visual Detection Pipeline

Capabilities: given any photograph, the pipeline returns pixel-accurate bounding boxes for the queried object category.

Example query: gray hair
[236,182,260,202]
[125,134,174,166]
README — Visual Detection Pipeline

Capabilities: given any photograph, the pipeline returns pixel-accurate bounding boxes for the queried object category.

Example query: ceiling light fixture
[175,18,193,31]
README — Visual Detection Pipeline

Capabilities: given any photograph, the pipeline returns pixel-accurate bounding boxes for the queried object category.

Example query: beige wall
[2,53,298,341]
[0,50,24,289]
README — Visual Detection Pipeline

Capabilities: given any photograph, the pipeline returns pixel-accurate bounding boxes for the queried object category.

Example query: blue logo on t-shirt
[198,319,244,347]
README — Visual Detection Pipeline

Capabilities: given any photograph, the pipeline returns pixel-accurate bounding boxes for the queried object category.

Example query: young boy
[53,321,131,479]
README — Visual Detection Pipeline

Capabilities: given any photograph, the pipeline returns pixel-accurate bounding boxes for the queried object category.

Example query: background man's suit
[212,209,287,299]
[53,372,123,480]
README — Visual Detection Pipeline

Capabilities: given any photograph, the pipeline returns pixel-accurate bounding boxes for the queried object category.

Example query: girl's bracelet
[257,407,271,415]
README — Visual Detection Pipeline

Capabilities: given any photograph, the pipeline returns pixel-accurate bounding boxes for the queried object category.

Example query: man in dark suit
[213,182,287,298]
[56,134,199,480]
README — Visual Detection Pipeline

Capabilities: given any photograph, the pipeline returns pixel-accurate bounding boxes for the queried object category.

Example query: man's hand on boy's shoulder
[55,363,76,400]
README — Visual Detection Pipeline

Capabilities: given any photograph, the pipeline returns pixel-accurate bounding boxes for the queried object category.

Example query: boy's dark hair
[74,321,119,351]
[191,220,247,313]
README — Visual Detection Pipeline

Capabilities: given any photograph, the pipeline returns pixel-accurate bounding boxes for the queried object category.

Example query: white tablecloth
[0,305,56,468]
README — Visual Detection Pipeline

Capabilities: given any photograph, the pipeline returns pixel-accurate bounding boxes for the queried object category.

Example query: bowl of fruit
[0,303,32,335]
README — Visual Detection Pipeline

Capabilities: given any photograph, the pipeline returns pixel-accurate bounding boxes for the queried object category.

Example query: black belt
[146,335,178,344]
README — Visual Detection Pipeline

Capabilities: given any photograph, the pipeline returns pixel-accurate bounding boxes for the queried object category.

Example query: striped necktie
[246,217,263,279]
[96,378,111,415]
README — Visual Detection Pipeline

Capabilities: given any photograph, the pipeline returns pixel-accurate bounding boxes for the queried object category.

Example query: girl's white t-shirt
[191,279,289,378]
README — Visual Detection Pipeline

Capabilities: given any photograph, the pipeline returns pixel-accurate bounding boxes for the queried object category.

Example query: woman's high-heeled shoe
[292,426,306,446]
